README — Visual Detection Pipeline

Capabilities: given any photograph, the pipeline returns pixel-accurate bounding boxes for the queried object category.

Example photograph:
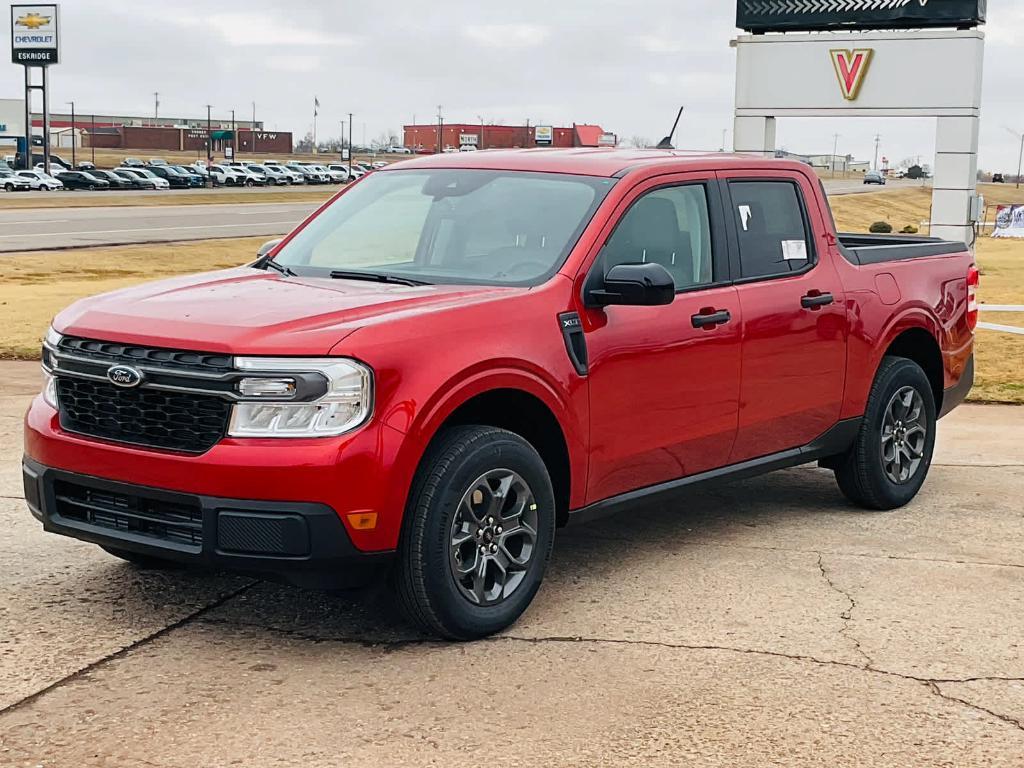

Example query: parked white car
[1,167,33,191]
[245,163,290,185]
[208,164,247,186]
[16,170,64,191]
[227,164,267,187]
[118,167,171,190]
[383,146,412,154]
[261,163,302,184]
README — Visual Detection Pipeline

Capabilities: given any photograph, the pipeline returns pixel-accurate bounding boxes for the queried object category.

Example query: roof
[574,125,605,147]
[380,148,813,179]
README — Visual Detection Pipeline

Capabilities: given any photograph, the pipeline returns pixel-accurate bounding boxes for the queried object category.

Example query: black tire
[4,183,13,192]
[245,179,254,187]
[393,426,556,640]
[835,356,937,510]
[87,183,95,190]
[101,545,182,570]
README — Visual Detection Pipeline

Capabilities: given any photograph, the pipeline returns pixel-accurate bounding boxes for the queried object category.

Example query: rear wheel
[4,183,13,192]
[835,356,936,510]
[393,426,556,639]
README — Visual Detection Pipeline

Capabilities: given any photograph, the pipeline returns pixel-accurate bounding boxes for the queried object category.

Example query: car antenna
[655,106,684,150]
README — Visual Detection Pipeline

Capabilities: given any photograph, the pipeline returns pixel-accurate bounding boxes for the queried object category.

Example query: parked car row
[2,154,386,192]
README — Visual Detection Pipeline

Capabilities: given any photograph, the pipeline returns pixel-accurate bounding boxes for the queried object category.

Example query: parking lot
[2,360,1022,766]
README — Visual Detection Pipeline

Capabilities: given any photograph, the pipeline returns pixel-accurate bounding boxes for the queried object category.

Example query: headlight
[228,358,372,438]
[41,327,62,408]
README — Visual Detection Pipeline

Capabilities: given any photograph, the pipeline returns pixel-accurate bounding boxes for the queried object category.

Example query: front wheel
[393,426,556,639]
[834,356,936,510]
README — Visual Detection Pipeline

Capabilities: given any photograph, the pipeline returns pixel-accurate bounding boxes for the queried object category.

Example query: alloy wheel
[881,385,928,484]
[449,469,538,606]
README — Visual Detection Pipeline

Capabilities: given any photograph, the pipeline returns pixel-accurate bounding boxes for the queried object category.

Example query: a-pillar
[733,115,776,156]
[930,115,979,247]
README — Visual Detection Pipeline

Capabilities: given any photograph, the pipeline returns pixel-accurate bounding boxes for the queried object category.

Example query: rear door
[580,173,742,504]
[718,171,848,462]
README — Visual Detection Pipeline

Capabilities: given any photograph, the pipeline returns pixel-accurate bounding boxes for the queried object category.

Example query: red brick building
[403,123,615,153]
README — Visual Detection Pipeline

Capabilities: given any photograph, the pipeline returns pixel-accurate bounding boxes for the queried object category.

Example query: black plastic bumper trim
[21,457,393,589]
[939,354,974,419]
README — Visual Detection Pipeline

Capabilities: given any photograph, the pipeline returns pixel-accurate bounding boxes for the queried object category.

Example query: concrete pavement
[1,361,1022,765]
[0,201,320,252]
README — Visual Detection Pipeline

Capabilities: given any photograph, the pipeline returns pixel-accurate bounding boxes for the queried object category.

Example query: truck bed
[838,233,967,265]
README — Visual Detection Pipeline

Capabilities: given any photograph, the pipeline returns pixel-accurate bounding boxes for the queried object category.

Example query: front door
[718,172,849,462]
[580,176,743,504]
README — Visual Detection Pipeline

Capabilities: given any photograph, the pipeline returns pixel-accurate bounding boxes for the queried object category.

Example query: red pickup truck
[23,150,977,639]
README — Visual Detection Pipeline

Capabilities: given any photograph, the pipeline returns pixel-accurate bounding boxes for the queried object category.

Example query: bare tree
[630,135,653,149]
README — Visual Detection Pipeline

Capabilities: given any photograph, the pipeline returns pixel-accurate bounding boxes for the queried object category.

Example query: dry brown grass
[975,313,1024,403]
[0,238,261,358]
[0,188,335,210]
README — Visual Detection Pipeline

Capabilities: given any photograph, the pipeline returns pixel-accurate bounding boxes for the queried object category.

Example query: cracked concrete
[2,360,1023,765]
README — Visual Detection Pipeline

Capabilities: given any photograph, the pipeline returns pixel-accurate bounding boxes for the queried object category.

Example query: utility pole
[437,105,443,154]
[831,133,840,178]
[153,92,159,121]
[873,133,881,171]
[339,120,346,164]
[67,101,75,167]
[230,109,235,160]
[478,115,485,149]
[205,104,213,187]
[91,113,95,164]
[349,112,354,162]
[251,101,256,153]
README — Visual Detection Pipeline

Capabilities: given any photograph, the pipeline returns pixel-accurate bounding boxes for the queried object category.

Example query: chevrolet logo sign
[15,12,52,29]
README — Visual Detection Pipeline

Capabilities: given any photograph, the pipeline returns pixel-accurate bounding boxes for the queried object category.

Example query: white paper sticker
[738,205,752,231]
[781,240,808,261]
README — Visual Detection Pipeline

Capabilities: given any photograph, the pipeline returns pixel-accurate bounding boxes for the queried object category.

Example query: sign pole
[23,65,31,169]
[41,64,50,175]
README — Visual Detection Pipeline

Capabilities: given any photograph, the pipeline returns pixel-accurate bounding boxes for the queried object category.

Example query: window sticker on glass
[738,205,752,232]
[781,240,808,261]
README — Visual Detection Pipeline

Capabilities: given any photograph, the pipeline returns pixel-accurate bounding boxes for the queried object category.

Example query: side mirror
[257,239,283,259]
[587,263,675,307]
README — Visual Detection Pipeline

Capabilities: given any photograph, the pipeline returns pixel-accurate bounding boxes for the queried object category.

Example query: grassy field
[0,238,260,359]
[0,188,335,210]
[2,185,1021,401]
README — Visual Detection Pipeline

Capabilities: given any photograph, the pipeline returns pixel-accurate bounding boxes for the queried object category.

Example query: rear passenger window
[602,184,714,290]
[729,181,813,279]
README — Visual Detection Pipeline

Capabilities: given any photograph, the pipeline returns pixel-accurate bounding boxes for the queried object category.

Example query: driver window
[603,184,714,290]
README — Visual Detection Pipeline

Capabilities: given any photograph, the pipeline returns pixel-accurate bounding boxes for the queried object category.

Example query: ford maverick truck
[24,150,976,639]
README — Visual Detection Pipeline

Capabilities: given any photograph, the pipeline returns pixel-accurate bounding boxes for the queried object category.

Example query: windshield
[273,169,614,286]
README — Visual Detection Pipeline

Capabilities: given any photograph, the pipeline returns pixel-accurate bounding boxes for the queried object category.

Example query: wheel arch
[880,326,944,413]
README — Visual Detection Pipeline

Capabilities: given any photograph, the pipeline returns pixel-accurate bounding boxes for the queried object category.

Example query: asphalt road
[2,360,1022,766]
[0,201,320,252]
[0,177,925,253]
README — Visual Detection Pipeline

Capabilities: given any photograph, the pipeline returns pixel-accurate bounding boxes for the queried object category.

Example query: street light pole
[832,133,840,178]
[349,112,353,163]
[91,113,95,164]
[230,109,235,160]
[67,100,75,167]
[437,105,443,154]
[478,114,484,150]
[873,133,881,171]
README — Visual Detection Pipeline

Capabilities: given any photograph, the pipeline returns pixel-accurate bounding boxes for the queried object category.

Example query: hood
[54,267,523,356]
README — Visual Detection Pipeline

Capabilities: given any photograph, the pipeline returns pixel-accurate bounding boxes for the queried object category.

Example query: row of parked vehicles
[1,155,387,192]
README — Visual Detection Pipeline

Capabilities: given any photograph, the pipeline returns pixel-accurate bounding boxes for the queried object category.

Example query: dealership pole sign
[11,4,59,65]
[737,0,985,33]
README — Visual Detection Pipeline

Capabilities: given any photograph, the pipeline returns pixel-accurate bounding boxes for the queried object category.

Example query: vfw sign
[830,48,873,100]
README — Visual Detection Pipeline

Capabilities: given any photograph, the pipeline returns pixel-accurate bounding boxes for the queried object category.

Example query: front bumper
[22,456,393,589]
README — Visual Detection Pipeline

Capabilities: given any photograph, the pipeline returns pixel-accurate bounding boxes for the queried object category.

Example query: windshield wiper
[258,258,296,277]
[329,270,429,286]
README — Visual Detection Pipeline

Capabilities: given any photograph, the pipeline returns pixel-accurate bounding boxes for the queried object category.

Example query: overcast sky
[3,0,1023,170]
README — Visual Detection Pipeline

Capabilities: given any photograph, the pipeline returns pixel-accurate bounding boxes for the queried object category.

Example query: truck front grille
[54,479,203,548]
[57,336,233,373]
[57,377,230,454]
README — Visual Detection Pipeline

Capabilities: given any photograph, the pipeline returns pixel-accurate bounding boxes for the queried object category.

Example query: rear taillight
[966,264,979,331]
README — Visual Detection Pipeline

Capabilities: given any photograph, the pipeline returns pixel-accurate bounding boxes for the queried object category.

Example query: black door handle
[691,309,732,329]
[801,291,835,309]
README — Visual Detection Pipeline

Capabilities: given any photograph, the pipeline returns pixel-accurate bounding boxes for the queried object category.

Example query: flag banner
[992,205,1024,239]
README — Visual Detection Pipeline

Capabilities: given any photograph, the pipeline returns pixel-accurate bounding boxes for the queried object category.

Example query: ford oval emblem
[107,364,143,388]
